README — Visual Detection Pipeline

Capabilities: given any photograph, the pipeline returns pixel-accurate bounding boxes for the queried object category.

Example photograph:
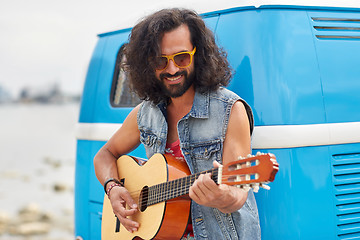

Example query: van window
[110,44,141,107]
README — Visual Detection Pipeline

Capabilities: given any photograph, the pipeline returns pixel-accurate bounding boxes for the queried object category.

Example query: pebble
[0,211,9,235]
[43,157,62,169]
[0,202,73,237]
[18,203,51,223]
[0,170,21,179]
[8,222,51,236]
[53,183,68,192]
[0,211,10,224]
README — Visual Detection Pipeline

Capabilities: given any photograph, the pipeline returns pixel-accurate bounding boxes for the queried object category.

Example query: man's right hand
[108,186,140,233]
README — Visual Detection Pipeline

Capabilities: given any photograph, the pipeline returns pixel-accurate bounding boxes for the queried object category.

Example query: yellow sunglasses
[153,47,196,71]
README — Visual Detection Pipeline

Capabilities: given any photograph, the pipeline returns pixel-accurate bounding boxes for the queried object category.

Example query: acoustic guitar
[102,153,278,240]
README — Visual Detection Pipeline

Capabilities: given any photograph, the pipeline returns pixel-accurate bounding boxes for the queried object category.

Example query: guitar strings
[125,169,216,196]
[123,173,256,207]
[123,174,251,198]
[124,171,216,205]
[139,176,251,204]
[124,173,253,199]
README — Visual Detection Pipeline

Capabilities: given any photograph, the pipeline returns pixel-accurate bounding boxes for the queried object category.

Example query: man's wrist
[103,178,122,193]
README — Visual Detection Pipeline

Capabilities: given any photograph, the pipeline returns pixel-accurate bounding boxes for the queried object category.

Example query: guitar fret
[173,180,176,198]
[154,184,158,204]
[160,181,163,203]
[186,175,191,195]
[182,177,186,195]
[146,188,149,206]
[179,178,183,196]
[167,181,170,200]
[159,183,162,201]
[150,186,154,205]
[160,183,165,204]
[150,185,154,205]
[176,178,179,197]
[152,185,156,205]
[153,184,156,204]
[175,180,178,197]
[170,180,173,199]
[145,168,219,207]
[165,181,169,202]
[154,185,157,204]
[156,184,158,204]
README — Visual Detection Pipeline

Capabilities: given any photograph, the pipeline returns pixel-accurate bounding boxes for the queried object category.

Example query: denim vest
[137,87,261,240]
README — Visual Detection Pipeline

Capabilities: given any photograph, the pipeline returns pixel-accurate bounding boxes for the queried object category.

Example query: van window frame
[110,44,141,108]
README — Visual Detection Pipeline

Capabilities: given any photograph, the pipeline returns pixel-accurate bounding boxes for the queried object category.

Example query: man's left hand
[189,161,247,213]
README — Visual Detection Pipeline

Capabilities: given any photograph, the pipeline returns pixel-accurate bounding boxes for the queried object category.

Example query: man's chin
[159,70,194,98]
[164,83,187,98]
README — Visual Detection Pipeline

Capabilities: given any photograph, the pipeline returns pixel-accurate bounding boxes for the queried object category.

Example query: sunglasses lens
[174,53,191,67]
[154,57,168,70]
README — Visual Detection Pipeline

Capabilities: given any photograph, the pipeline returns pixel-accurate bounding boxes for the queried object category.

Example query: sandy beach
[0,103,78,239]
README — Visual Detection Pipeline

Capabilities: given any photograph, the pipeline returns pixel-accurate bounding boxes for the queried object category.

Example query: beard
[158,70,195,98]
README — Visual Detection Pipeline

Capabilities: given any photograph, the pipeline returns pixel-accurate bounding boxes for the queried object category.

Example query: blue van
[75,2,360,239]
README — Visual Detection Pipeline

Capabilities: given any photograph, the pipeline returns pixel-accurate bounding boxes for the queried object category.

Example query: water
[0,103,79,239]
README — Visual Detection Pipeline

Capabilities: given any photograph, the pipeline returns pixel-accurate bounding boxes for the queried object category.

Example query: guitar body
[102,153,191,240]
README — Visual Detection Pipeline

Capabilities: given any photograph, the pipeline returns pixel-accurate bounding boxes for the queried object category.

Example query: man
[94,8,260,240]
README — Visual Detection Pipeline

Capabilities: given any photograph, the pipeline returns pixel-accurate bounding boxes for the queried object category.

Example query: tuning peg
[252,183,260,193]
[238,184,251,192]
[260,183,270,190]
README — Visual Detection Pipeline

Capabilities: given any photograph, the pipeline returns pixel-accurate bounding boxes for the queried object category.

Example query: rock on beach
[0,202,73,238]
[3,203,52,236]
[9,222,51,236]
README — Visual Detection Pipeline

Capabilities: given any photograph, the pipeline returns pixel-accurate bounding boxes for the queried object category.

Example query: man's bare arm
[93,104,141,232]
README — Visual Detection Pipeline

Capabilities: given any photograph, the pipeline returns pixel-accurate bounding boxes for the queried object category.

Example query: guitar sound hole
[139,186,149,212]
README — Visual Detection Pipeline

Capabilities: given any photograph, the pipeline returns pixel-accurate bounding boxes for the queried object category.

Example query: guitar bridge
[115,217,120,233]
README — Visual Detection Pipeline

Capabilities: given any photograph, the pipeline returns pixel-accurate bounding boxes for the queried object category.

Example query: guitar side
[102,154,191,240]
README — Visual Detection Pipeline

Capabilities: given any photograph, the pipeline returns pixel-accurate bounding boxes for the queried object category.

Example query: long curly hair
[125,8,232,104]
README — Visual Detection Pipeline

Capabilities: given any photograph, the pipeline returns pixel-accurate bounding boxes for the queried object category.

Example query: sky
[2,0,357,98]
[0,0,218,98]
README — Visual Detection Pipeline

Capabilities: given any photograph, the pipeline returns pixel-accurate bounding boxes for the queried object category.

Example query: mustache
[160,70,187,80]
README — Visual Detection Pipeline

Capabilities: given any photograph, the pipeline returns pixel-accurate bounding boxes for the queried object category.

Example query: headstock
[220,153,279,192]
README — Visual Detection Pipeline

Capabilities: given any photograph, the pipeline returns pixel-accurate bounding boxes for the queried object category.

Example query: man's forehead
[159,25,193,54]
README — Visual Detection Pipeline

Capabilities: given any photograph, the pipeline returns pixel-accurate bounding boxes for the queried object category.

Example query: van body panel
[255,146,337,239]
[216,9,326,126]
[79,38,107,123]
[308,11,360,123]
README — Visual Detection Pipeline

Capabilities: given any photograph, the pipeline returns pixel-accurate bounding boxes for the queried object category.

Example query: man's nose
[165,59,180,75]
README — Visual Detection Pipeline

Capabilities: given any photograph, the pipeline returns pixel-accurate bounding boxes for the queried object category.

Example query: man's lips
[161,71,187,84]
[165,74,182,82]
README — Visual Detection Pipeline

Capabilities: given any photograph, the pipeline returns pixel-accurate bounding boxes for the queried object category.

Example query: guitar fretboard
[145,168,219,206]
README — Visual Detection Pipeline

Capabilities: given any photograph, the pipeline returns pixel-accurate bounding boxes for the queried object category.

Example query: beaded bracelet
[103,178,122,193]
[106,183,121,198]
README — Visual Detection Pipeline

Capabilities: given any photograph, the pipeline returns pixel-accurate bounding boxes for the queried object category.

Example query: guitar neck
[146,168,219,206]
